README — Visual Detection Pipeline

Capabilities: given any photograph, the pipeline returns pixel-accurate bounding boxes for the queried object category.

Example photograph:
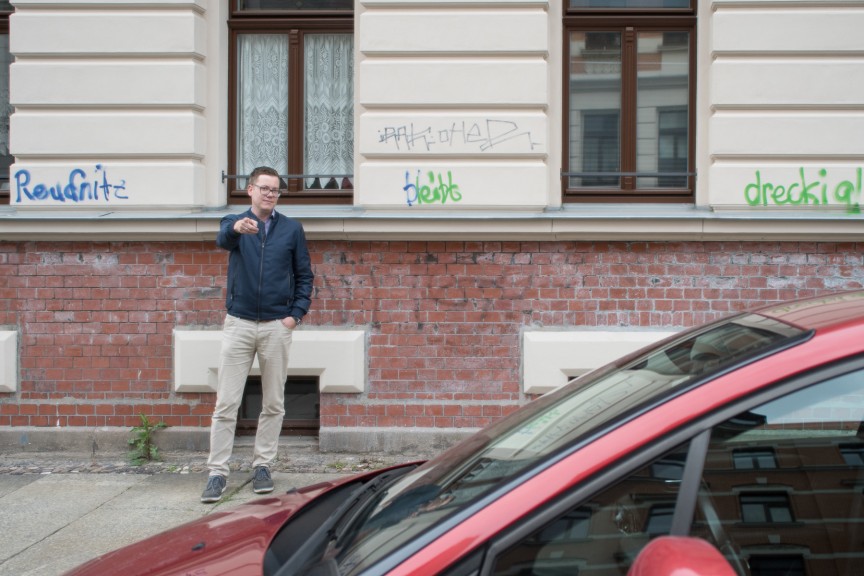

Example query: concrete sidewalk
[0,437,435,576]
[0,470,349,576]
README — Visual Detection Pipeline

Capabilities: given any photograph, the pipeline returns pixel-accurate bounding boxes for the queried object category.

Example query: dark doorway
[237,376,320,436]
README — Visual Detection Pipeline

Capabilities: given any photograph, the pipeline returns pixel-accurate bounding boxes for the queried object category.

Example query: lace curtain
[237,33,353,190]
[304,34,353,190]
[237,34,290,180]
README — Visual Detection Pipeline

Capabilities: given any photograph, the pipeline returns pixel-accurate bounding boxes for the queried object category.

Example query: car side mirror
[628,536,736,576]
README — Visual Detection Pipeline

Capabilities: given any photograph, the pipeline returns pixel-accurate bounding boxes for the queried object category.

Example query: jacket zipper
[257,228,266,320]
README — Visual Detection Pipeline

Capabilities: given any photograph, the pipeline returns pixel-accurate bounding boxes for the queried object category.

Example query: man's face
[247,174,281,213]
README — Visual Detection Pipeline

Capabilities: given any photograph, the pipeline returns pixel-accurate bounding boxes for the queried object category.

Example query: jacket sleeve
[290,224,314,318]
[217,214,241,250]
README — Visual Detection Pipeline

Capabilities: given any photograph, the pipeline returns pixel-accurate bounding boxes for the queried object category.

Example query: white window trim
[173,328,365,394]
[0,330,16,392]
[523,330,676,395]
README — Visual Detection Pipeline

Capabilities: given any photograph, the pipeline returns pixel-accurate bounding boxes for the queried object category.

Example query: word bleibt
[403,170,463,206]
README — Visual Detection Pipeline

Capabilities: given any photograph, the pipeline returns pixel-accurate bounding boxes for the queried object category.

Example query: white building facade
[1,0,863,452]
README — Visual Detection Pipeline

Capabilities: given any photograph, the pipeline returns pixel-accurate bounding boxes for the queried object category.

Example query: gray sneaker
[200,475,227,503]
[252,465,274,494]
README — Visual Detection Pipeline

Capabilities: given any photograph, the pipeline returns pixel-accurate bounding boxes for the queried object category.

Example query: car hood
[63,474,363,576]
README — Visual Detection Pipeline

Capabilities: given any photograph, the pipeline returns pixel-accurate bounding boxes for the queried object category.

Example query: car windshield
[332,313,806,575]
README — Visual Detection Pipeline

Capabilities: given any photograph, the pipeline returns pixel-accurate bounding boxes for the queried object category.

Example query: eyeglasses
[252,184,283,197]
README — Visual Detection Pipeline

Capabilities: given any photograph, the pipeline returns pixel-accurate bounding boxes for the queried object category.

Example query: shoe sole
[201,484,228,503]
[253,467,274,494]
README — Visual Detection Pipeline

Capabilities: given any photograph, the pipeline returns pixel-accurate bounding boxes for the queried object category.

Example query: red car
[66,291,864,576]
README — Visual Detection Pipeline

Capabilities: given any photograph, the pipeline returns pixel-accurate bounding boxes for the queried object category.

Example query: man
[201,166,314,503]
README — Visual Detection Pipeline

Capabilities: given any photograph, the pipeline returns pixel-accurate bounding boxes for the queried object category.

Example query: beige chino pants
[207,314,293,477]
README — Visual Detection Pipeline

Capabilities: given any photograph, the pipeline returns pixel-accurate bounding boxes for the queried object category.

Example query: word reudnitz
[14,165,128,203]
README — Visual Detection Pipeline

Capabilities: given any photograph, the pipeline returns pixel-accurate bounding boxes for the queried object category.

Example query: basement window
[238,375,320,436]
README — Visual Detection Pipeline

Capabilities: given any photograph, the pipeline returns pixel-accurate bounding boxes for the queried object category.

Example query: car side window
[489,441,692,576]
[484,368,864,576]
[693,368,864,576]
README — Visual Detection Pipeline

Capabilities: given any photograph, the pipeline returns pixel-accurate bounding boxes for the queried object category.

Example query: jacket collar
[247,208,279,224]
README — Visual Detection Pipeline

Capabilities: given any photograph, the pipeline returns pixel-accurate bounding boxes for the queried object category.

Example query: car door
[453,356,864,576]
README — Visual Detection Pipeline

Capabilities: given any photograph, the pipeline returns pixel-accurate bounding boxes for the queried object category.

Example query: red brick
[6,239,864,436]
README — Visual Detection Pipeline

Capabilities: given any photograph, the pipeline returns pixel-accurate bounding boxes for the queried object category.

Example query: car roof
[755,290,864,331]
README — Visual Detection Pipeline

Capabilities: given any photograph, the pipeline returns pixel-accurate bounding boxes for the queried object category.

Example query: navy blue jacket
[217,209,314,322]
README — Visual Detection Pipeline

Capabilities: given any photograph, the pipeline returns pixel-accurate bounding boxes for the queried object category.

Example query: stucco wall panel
[712,8,864,53]
[711,61,864,107]
[358,60,547,107]
[356,161,547,209]
[12,112,204,156]
[703,1,864,212]
[363,0,547,5]
[11,61,206,108]
[359,10,547,55]
[710,114,864,156]
[9,161,205,207]
[708,162,863,213]
[360,112,546,157]
[10,10,205,57]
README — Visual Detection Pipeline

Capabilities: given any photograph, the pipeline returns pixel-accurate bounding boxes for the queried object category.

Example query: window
[238,375,320,435]
[840,443,864,466]
[644,503,675,536]
[733,448,777,470]
[748,555,806,576]
[0,1,13,205]
[563,0,696,202]
[483,365,864,576]
[228,1,353,205]
[657,107,688,187]
[490,442,691,575]
[536,507,592,543]
[581,111,620,187]
[740,492,794,524]
[650,452,686,480]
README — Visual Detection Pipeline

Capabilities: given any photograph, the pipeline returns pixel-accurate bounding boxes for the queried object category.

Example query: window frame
[0,4,11,205]
[238,374,320,436]
[227,7,353,206]
[739,491,795,524]
[747,554,806,576]
[732,447,778,470]
[562,3,697,203]
[840,443,864,466]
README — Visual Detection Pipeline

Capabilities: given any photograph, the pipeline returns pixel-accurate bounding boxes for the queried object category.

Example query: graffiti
[14,165,128,203]
[404,170,463,206]
[744,168,862,214]
[379,119,541,153]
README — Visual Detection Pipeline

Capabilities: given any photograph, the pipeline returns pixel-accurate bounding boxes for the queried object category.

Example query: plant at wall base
[128,414,168,465]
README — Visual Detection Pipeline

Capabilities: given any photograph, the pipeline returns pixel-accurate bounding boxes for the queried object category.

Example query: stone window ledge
[173,328,366,394]
[523,330,675,395]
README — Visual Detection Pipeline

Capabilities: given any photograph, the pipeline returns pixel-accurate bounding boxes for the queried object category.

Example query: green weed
[128,414,168,465]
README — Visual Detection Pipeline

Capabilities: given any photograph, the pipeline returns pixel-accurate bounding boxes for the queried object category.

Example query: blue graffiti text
[14,165,128,204]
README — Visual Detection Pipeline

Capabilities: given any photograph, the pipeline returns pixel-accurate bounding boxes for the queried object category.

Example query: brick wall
[2,240,863,430]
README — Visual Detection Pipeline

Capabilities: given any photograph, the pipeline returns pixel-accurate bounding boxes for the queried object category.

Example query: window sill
[2,204,864,242]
